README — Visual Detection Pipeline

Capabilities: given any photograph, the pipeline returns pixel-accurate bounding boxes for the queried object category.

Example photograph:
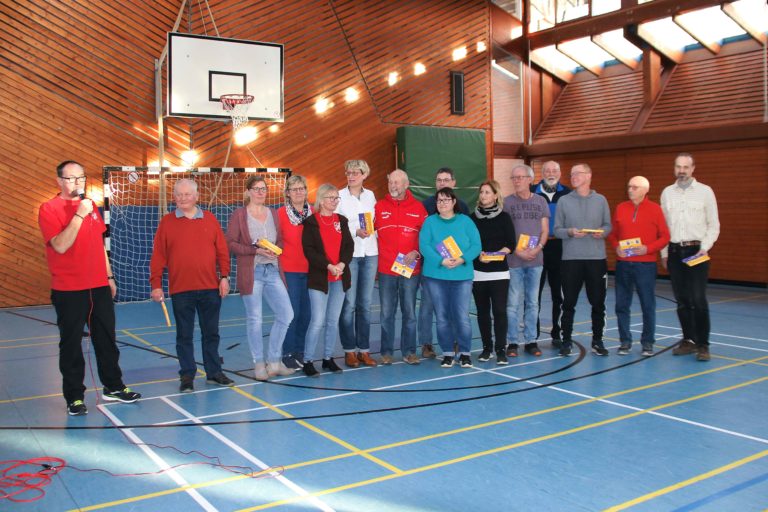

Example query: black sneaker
[524,343,542,356]
[551,337,562,349]
[559,341,574,357]
[282,355,302,370]
[641,346,654,357]
[322,358,343,373]
[496,351,508,365]
[67,399,88,416]
[103,387,141,403]
[440,356,454,368]
[506,344,519,357]
[206,373,235,386]
[591,340,609,356]
[179,375,194,393]
[477,349,492,362]
[617,345,631,356]
[459,354,473,368]
[303,361,319,377]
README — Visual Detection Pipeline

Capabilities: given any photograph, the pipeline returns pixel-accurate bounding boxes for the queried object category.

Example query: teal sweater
[419,214,481,281]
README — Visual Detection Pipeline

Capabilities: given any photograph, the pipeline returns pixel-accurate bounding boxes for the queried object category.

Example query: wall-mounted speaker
[450,71,465,115]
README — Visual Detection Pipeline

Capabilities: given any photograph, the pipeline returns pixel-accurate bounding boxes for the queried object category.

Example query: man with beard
[531,160,570,348]
[661,153,720,361]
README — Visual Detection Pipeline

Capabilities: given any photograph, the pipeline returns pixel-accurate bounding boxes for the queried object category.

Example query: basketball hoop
[220,94,254,131]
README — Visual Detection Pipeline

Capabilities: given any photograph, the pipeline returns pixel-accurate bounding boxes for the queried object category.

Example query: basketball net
[220,94,254,131]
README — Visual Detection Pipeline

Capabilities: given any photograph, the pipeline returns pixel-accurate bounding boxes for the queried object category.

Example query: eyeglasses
[436,197,454,203]
[436,178,453,184]
[511,175,529,180]
[288,186,306,192]
[324,196,341,202]
[250,187,268,193]
[345,170,363,177]
[60,175,87,184]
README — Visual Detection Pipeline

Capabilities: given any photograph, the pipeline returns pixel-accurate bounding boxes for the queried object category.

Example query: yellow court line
[237,375,768,511]
[74,355,768,511]
[231,386,404,475]
[604,448,768,511]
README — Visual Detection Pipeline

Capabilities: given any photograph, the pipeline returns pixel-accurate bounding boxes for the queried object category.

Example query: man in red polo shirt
[38,160,141,416]
[607,176,670,356]
[150,178,234,393]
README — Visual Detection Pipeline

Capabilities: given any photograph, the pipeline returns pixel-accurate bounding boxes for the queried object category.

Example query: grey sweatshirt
[554,190,612,260]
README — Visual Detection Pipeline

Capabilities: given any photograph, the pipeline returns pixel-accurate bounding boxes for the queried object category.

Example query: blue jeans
[171,289,223,378]
[418,281,435,345]
[241,264,294,364]
[422,277,473,355]
[378,273,420,356]
[305,281,346,362]
[283,272,311,359]
[340,255,378,351]
[507,266,543,344]
[615,261,657,349]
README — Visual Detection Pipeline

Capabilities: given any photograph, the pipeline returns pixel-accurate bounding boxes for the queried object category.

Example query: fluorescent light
[387,72,399,86]
[180,150,198,166]
[314,97,331,113]
[345,87,359,102]
[234,126,257,146]
[476,41,487,52]
[452,46,467,61]
[414,62,426,76]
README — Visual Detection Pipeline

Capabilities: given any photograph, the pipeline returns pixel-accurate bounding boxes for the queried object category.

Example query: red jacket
[607,197,670,263]
[375,190,428,276]
[150,209,230,294]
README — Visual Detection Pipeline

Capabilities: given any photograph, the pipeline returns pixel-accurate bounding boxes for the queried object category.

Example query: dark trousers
[667,244,710,346]
[472,279,509,353]
[560,259,607,342]
[538,240,564,340]
[51,286,124,404]
[171,289,223,378]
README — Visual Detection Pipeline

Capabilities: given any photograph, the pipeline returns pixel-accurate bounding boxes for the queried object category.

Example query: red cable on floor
[0,457,65,503]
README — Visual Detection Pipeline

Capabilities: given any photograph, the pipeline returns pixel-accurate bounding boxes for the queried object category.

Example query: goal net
[103,166,291,302]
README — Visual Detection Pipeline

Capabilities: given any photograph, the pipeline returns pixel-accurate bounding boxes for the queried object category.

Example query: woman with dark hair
[301,184,354,377]
[276,174,313,370]
[418,187,481,368]
[470,180,516,365]
[226,175,295,381]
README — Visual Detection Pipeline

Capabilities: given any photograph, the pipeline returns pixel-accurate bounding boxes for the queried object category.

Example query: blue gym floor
[1,280,767,511]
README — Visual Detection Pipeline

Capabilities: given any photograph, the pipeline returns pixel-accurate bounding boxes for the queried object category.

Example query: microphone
[76,188,98,219]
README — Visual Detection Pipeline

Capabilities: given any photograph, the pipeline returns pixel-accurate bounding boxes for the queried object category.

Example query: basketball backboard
[167,32,284,122]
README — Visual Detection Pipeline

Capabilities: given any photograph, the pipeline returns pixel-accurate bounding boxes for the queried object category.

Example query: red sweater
[277,206,310,273]
[607,197,670,263]
[150,209,230,294]
[374,190,427,276]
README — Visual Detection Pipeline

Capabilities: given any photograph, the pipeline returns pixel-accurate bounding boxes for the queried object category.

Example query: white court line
[98,405,219,512]
[476,367,768,446]
[161,397,335,512]
[154,357,561,425]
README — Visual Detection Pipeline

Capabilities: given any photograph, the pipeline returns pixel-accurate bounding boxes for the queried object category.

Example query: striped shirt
[660,178,720,258]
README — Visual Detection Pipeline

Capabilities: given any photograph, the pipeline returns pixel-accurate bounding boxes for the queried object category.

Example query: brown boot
[672,339,697,356]
[696,346,711,361]
[422,344,436,359]
[344,352,360,368]
[357,351,378,367]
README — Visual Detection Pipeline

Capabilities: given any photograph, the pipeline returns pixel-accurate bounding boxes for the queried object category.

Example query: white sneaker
[267,361,295,377]
[254,362,269,381]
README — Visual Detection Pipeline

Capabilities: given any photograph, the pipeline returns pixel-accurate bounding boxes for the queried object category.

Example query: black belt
[670,241,700,247]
